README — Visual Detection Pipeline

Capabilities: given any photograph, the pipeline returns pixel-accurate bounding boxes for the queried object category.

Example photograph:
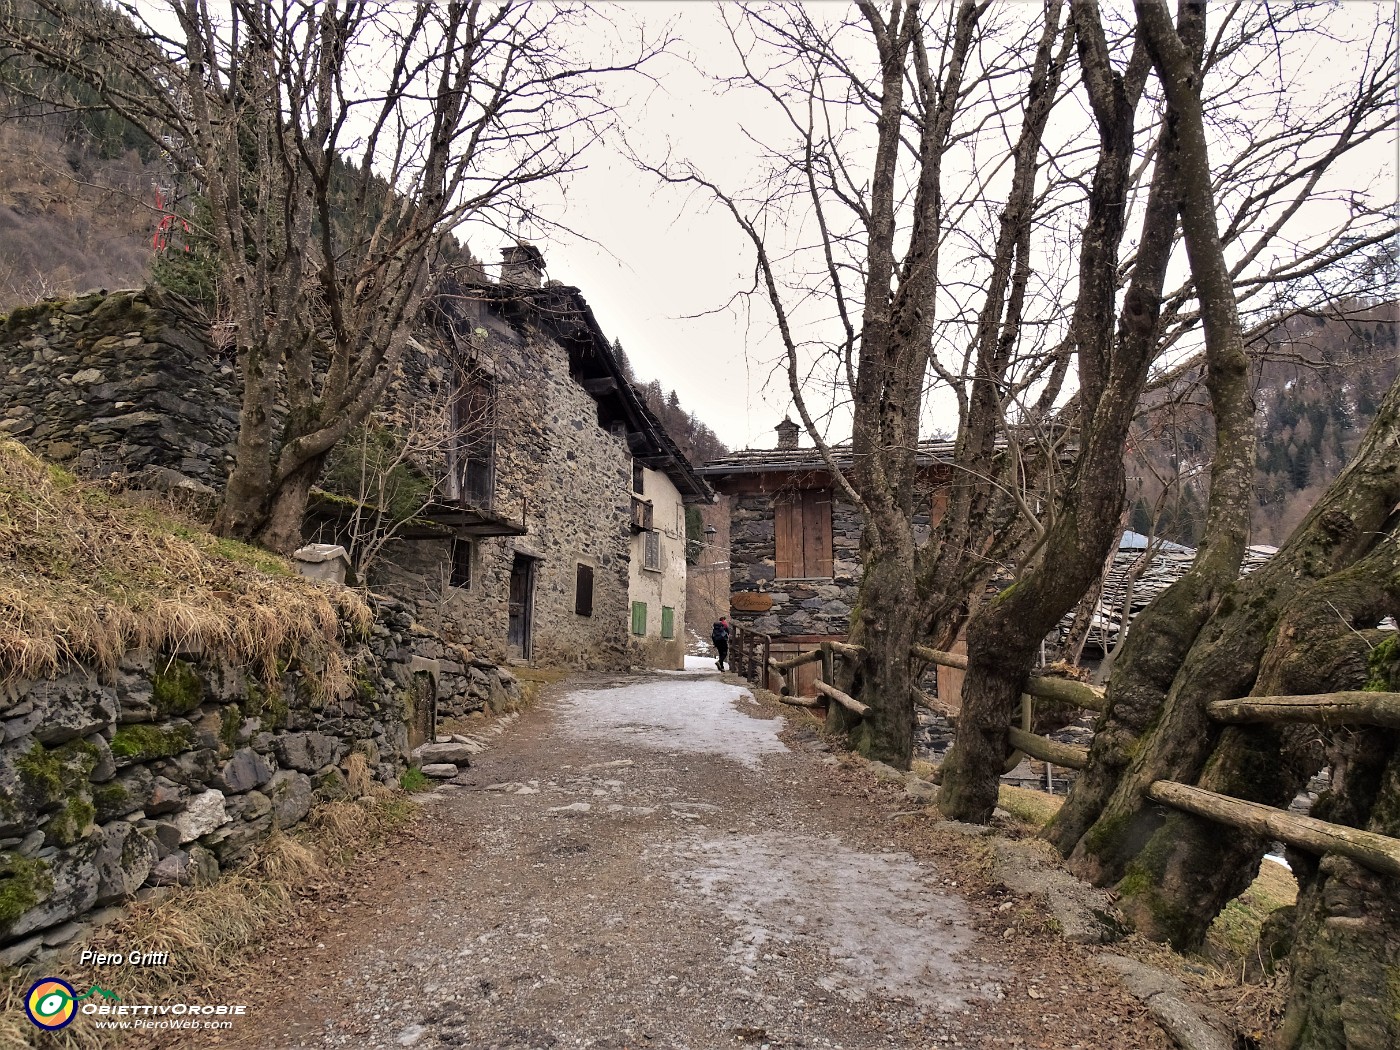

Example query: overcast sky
[470,1,1398,455]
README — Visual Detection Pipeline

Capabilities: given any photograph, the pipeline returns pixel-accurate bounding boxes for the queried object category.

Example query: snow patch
[559,680,786,769]
[674,832,998,1011]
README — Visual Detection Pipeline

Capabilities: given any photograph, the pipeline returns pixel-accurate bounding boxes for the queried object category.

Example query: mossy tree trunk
[1110,539,1396,948]
[1062,381,1400,937]
[1276,695,1400,1050]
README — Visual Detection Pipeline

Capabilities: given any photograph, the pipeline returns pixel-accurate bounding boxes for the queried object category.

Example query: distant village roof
[1075,533,1279,657]
[697,437,959,477]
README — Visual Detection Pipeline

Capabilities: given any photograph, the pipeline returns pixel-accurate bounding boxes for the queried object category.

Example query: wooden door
[507,554,536,659]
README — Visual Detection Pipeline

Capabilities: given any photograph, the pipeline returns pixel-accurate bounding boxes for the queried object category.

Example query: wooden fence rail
[756,636,1096,774]
[1209,691,1400,729]
[1148,780,1400,879]
[735,625,1400,880]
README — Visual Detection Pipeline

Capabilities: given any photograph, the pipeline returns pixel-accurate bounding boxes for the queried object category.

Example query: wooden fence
[735,629,1400,880]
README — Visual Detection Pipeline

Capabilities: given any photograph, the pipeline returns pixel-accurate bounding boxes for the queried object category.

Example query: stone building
[696,419,952,694]
[0,247,711,672]
[355,248,712,670]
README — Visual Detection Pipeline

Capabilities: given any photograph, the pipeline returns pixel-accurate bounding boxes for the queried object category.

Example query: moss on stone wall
[152,658,204,717]
[45,795,96,847]
[16,739,99,808]
[242,682,288,730]
[110,723,194,762]
[0,853,52,933]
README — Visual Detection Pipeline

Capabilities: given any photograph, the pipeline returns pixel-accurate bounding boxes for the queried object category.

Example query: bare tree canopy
[641,0,1395,778]
[0,0,666,550]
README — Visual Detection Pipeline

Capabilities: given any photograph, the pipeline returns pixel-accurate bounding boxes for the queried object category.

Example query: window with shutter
[631,601,648,635]
[644,530,661,571]
[575,563,594,616]
[774,490,833,578]
[661,606,675,639]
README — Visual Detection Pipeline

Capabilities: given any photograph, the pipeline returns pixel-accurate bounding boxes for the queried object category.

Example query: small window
[661,606,675,639]
[633,460,645,494]
[644,530,661,571]
[575,563,594,617]
[450,538,472,588]
[631,601,648,635]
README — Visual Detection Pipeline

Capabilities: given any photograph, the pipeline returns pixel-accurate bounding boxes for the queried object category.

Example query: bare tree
[1,0,662,551]
[647,1,1392,786]
[317,373,502,582]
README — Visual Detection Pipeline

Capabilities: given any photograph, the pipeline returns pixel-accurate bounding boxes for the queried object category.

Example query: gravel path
[200,671,1174,1050]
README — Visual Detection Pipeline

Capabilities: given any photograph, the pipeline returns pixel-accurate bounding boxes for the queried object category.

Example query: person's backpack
[711,621,728,644]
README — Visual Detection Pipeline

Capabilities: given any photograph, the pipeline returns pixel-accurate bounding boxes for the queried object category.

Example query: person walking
[711,616,730,672]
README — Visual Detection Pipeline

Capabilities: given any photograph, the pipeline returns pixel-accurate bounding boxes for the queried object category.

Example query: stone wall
[728,493,863,639]
[0,290,239,493]
[0,594,516,969]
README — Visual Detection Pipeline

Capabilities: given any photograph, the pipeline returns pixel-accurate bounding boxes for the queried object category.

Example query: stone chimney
[500,243,545,288]
[775,417,800,450]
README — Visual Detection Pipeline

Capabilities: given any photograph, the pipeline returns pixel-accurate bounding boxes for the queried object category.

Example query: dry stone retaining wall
[0,594,519,970]
[0,289,240,493]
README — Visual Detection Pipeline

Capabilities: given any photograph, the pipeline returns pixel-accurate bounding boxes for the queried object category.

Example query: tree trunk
[1275,725,1400,1050]
[1065,379,1400,898]
[839,549,921,768]
[939,2,1160,824]
[213,348,279,543]
[254,452,327,555]
[1110,536,1399,948]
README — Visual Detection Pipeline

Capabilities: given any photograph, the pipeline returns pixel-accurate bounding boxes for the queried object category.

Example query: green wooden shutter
[631,601,647,635]
[661,606,675,639]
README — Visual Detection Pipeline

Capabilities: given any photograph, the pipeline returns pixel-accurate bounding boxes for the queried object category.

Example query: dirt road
[208,671,1171,1050]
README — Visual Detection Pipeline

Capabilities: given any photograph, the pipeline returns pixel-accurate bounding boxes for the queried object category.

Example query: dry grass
[1203,857,1299,972]
[0,440,370,691]
[0,791,418,1047]
[997,784,1065,830]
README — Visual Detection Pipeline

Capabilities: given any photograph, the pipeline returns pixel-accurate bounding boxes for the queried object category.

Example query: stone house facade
[352,252,711,670]
[0,250,710,672]
[696,419,952,694]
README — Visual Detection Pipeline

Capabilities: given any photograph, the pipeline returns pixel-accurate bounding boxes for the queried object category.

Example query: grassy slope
[0,439,368,690]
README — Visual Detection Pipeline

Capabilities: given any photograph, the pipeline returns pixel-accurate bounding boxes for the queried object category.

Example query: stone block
[352,739,381,768]
[225,790,272,823]
[312,766,350,800]
[412,742,476,766]
[6,833,101,938]
[275,732,341,773]
[212,748,273,794]
[173,789,229,843]
[145,776,188,816]
[86,733,116,783]
[94,766,153,822]
[421,763,458,778]
[148,850,192,887]
[94,821,157,906]
[266,770,314,828]
[202,814,271,866]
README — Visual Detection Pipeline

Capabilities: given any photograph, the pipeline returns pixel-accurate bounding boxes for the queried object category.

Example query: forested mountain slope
[1129,302,1399,547]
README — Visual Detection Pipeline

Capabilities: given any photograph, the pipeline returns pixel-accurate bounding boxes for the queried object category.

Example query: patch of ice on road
[560,680,786,769]
[675,832,996,1011]
[686,655,718,671]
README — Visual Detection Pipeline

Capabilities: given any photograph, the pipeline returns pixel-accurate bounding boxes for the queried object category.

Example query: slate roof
[697,438,959,476]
